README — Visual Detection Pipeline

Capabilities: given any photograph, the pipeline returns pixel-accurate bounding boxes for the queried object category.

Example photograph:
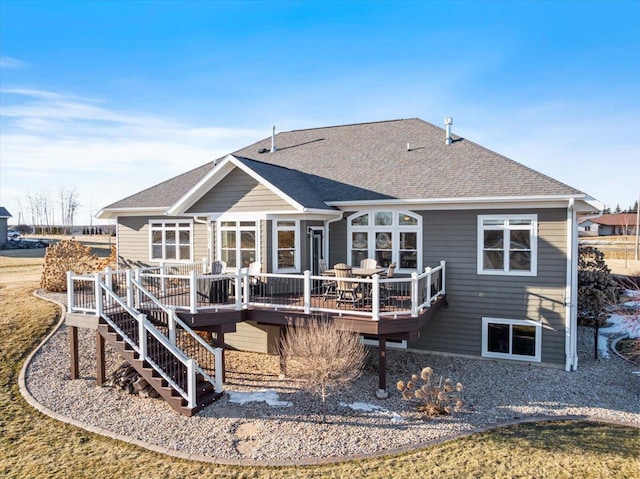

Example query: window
[272,220,300,272]
[478,215,537,276]
[482,318,541,362]
[348,211,421,272]
[149,221,193,262]
[218,220,258,269]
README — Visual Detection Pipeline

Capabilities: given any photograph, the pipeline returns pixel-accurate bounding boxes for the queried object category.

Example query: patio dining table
[321,267,386,278]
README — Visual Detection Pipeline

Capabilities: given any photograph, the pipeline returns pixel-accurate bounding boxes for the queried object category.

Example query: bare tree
[279,319,367,422]
[59,187,80,235]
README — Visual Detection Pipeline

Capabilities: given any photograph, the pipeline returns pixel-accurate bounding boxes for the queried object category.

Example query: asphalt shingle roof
[104,118,584,210]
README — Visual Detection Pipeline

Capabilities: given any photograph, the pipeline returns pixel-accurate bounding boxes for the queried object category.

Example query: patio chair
[334,263,363,307]
[319,258,337,300]
[208,260,229,302]
[360,258,378,269]
[380,262,396,305]
[211,260,226,275]
[248,261,264,296]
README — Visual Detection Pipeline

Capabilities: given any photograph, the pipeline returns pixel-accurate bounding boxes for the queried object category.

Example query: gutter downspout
[566,205,604,371]
[324,213,344,265]
[193,216,211,270]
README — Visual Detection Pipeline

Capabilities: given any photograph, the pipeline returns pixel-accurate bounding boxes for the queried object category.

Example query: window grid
[149,221,193,262]
[478,215,537,276]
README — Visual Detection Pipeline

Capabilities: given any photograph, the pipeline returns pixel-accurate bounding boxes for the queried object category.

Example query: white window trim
[148,219,194,263]
[360,336,407,349]
[216,219,260,271]
[272,219,301,273]
[481,317,542,362]
[477,214,538,276]
[347,210,422,273]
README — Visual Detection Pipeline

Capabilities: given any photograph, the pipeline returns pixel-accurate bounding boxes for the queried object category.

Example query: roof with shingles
[103,118,584,210]
[0,207,12,218]
[589,213,638,226]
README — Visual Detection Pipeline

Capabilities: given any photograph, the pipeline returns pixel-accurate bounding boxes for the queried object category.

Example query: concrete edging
[18,291,640,467]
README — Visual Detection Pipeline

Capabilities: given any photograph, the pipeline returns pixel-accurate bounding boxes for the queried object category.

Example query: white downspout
[324,213,344,265]
[566,204,604,371]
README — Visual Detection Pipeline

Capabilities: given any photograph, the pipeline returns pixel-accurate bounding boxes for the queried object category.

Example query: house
[580,213,639,236]
[72,118,602,411]
[0,207,12,243]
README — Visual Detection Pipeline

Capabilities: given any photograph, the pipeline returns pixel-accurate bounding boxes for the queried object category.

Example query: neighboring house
[581,213,639,236]
[96,118,601,380]
[0,207,12,243]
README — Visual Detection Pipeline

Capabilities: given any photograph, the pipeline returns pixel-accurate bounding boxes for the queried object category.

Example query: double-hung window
[149,220,193,262]
[218,220,258,269]
[348,211,421,272]
[478,215,537,276]
[273,220,299,272]
[482,317,542,362]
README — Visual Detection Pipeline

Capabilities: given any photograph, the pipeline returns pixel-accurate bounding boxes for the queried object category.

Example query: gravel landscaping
[23,291,640,465]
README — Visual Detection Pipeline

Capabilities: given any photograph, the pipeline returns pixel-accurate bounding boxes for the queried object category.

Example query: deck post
[94,273,103,316]
[96,331,106,386]
[187,359,196,409]
[425,267,432,304]
[125,269,133,309]
[216,330,226,383]
[376,336,388,399]
[243,269,250,308]
[440,260,446,294]
[134,268,142,309]
[138,313,147,357]
[371,274,380,320]
[168,307,176,345]
[278,325,287,379]
[67,271,74,311]
[234,272,243,310]
[189,270,198,314]
[410,272,419,317]
[160,261,166,294]
[214,346,224,392]
[303,270,311,314]
[69,325,79,380]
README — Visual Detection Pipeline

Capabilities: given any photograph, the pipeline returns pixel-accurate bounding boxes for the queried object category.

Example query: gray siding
[117,216,208,267]
[412,208,568,366]
[328,214,349,267]
[187,168,294,213]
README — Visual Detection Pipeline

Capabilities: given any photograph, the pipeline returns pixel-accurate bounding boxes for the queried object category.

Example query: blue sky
[1,0,638,225]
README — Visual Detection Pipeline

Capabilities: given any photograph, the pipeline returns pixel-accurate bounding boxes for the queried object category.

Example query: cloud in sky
[0,89,264,224]
[0,56,27,69]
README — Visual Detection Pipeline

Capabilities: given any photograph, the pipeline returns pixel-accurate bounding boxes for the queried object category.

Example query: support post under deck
[376,336,388,399]
[69,325,79,380]
[216,330,226,382]
[96,331,106,386]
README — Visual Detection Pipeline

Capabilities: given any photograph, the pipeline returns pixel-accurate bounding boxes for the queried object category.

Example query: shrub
[279,319,367,422]
[397,367,464,417]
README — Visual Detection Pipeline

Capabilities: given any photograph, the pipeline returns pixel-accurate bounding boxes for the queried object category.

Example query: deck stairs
[93,277,223,416]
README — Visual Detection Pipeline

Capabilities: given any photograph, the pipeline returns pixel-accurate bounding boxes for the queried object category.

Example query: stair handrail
[96,276,198,408]
[130,276,223,393]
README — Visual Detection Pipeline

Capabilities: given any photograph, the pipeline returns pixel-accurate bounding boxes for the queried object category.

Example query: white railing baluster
[371,274,380,321]
[410,272,418,317]
[303,270,311,314]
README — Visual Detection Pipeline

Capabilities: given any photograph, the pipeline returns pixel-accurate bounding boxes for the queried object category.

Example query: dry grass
[1,252,639,478]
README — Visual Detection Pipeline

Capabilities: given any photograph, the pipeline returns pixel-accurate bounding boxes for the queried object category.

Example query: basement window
[481,317,541,362]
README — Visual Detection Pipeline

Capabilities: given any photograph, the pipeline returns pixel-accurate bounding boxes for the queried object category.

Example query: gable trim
[166,155,308,216]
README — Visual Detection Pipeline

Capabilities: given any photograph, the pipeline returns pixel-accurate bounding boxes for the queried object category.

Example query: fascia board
[97,207,168,219]
[326,195,600,211]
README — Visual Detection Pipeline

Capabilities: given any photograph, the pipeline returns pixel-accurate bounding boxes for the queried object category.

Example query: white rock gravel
[23,291,640,464]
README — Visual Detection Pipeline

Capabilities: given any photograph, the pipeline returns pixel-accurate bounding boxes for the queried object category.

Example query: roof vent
[271,125,277,153]
[444,117,453,145]
[258,148,268,154]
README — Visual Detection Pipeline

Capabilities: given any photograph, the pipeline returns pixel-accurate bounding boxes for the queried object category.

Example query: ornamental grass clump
[397,367,464,417]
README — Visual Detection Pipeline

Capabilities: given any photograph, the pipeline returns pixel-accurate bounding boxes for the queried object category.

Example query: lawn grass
[1,254,639,478]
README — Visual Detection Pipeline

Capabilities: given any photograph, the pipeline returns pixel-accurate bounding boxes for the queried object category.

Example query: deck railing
[69,260,446,322]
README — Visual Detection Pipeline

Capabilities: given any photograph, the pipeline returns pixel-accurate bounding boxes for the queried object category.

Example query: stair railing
[130,276,223,394]
[94,274,199,408]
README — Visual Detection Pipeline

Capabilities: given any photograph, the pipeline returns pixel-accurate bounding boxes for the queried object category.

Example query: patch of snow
[598,311,640,358]
[339,401,405,423]
[228,390,292,407]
